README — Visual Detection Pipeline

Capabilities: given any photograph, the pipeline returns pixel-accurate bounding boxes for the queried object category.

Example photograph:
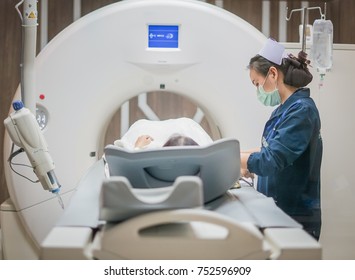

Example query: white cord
[15,0,24,22]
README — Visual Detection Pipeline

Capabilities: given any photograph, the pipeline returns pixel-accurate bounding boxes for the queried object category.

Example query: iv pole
[286,4,327,61]
[286,3,331,91]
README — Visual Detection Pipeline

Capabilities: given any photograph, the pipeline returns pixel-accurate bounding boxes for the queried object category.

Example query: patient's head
[163,134,199,147]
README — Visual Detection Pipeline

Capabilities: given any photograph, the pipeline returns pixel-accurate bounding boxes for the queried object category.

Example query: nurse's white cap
[258,38,288,65]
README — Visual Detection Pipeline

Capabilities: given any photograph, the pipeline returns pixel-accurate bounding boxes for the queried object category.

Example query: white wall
[285,44,355,259]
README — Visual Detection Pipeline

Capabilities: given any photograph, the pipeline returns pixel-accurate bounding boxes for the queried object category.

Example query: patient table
[41,139,322,260]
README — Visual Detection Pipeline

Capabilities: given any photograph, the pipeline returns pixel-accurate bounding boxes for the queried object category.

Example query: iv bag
[311,19,333,72]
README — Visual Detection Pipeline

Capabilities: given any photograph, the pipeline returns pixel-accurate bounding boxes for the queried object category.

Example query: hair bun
[284,51,313,87]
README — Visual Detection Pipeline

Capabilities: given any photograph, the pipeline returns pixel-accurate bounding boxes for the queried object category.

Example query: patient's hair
[163,134,199,147]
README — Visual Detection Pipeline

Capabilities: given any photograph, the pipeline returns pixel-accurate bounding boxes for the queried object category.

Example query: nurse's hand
[135,135,154,149]
[240,168,254,179]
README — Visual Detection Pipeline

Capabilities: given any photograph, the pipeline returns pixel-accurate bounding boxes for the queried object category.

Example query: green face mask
[256,71,281,107]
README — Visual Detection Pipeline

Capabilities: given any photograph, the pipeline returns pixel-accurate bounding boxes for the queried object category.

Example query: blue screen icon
[148,25,179,48]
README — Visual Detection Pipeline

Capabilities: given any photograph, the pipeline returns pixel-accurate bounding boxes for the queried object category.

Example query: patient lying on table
[57,117,242,228]
[134,134,199,149]
[103,117,241,204]
[113,117,213,150]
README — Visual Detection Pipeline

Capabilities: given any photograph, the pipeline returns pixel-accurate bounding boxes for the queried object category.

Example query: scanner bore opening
[103,90,221,149]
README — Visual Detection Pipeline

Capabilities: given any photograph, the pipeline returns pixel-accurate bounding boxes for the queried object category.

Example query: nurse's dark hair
[248,51,313,87]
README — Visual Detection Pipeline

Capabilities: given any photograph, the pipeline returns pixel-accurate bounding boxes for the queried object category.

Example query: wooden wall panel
[48,0,74,41]
[269,1,280,40]
[329,0,355,44]
[223,0,263,31]
[81,0,120,17]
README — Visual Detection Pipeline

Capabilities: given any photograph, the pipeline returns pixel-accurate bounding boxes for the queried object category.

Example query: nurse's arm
[240,147,260,169]
[240,148,260,178]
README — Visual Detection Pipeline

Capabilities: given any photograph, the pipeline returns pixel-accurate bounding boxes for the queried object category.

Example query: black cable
[239,177,254,187]
[8,143,39,184]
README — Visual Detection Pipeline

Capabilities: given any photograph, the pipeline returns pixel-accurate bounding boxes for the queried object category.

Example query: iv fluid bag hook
[286,3,327,53]
[286,4,326,21]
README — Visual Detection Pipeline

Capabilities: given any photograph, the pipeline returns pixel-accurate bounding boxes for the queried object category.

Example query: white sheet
[114,118,213,150]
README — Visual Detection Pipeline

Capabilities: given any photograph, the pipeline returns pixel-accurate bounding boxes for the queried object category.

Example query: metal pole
[301,7,307,52]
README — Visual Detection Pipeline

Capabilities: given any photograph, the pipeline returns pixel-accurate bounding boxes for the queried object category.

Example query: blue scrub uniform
[247,88,322,240]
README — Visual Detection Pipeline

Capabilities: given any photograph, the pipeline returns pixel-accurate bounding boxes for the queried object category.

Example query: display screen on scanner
[148,25,179,48]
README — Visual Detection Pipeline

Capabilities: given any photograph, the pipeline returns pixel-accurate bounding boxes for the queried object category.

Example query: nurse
[241,38,323,240]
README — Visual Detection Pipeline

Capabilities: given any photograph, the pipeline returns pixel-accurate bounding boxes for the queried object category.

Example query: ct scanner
[1,0,322,259]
